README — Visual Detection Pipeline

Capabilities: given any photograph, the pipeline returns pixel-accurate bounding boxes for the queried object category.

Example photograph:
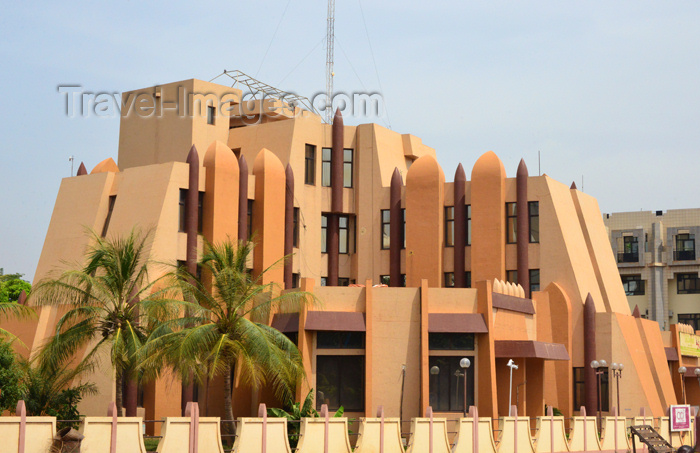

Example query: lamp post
[591,359,607,432]
[459,358,471,417]
[430,365,440,409]
[507,359,518,414]
[611,362,624,412]
[679,366,688,404]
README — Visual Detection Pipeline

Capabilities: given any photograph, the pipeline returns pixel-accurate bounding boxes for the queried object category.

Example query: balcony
[674,250,696,261]
[617,252,640,263]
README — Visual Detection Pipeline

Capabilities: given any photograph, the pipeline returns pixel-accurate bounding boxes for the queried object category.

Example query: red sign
[670,405,692,432]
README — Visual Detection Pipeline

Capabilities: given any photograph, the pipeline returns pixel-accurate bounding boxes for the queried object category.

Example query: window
[318,331,365,349]
[321,148,332,187]
[381,210,391,250]
[207,105,216,125]
[293,208,300,247]
[677,273,700,294]
[321,215,328,253]
[285,332,299,346]
[292,273,300,288]
[573,366,609,412]
[445,207,455,247]
[316,355,364,412]
[101,195,116,237]
[338,278,350,286]
[466,271,471,288]
[506,270,518,285]
[617,235,639,263]
[444,272,455,287]
[379,275,406,287]
[402,209,406,249]
[305,144,316,185]
[179,189,204,233]
[339,215,350,254]
[529,201,539,243]
[621,274,644,296]
[529,269,540,294]
[675,234,696,261]
[466,205,472,246]
[429,333,475,350]
[428,356,474,412]
[343,149,353,188]
[678,314,700,332]
[506,202,517,243]
[247,200,253,241]
[320,277,327,286]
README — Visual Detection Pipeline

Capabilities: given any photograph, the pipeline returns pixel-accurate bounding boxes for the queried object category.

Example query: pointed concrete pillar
[584,293,597,416]
[516,159,530,297]
[284,164,295,289]
[390,168,403,287]
[454,164,467,287]
[77,162,87,176]
[203,141,239,245]
[238,156,249,243]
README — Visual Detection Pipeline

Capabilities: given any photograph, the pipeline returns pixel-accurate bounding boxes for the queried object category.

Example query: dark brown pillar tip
[454,163,466,181]
[570,181,577,190]
[632,305,641,318]
[18,290,27,305]
[391,167,403,185]
[333,107,344,126]
[186,144,199,165]
[239,155,248,172]
[77,162,87,176]
[285,163,294,186]
[516,158,528,177]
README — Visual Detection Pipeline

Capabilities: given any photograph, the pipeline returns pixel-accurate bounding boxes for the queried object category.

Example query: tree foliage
[0,338,26,412]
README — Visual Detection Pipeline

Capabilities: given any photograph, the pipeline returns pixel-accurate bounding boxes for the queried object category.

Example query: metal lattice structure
[325,0,335,124]
[210,70,319,117]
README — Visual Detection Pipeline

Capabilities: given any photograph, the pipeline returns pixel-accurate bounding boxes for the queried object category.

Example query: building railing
[674,250,696,261]
[617,252,640,263]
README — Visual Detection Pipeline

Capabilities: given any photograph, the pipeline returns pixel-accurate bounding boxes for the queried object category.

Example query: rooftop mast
[325,0,335,123]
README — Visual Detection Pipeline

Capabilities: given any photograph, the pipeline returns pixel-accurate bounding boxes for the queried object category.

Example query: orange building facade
[8,78,692,427]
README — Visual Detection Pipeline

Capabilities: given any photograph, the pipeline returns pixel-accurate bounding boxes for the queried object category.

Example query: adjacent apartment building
[604,209,700,331]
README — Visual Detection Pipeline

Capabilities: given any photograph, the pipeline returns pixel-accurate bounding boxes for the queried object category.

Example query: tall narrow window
[339,215,349,254]
[529,269,540,293]
[444,272,455,287]
[343,149,353,188]
[179,189,204,233]
[101,195,117,237]
[321,148,332,187]
[621,274,644,296]
[305,144,316,185]
[381,210,391,250]
[466,205,472,246]
[321,215,328,253]
[247,200,253,241]
[528,201,539,243]
[506,270,518,285]
[402,208,407,249]
[293,207,300,247]
[506,202,517,243]
[675,234,696,261]
[465,271,471,288]
[207,105,216,125]
[445,207,455,247]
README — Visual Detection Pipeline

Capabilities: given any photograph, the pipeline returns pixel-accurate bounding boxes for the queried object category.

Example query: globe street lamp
[591,359,608,432]
[679,366,688,404]
[694,367,700,390]
[611,362,624,412]
[459,358,471,417]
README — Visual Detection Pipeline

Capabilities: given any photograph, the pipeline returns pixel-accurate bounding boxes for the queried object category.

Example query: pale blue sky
[2,1,699,280]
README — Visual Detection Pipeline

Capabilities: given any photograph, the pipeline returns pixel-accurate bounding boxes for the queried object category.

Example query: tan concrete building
[604,209,700,331]
[7,78,696,429]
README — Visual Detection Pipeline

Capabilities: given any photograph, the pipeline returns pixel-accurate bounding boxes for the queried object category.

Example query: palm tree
[30,229,176,415]
[141,239,313,435]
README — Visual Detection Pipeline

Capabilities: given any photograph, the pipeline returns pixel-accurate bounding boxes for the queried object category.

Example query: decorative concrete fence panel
[405,407,451,453]
[598,414,630,452]
[497,415,535,453]
[658,416,685,448]
[232,411,293,453]
[631,416,654,452]
[0,416,55,453]
[452,407,498,453]
[533,415,570,452]
[157,403,224,453]
[354,407,404,453]
[567,408,601,453]
[79,416,147,453]
[296,405,353,453]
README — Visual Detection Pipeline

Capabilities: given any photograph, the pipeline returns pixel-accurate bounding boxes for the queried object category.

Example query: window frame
[621,274,644,296]
[381,210,391,250]
[304,144,316,185]
[206,105,216,125]
[343,148,353,188]
[506,202,517,244]
[529,269,540,294]
[321,147,332,187]
[528,201,539,243]
[444,206,455,247]
[677,273,700,295]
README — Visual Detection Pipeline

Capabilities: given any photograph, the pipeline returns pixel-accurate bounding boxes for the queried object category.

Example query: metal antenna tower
[325,0,335,123]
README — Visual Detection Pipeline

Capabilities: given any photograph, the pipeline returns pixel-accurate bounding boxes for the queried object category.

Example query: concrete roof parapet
[204,140,239,171]
[253,147,285,179]
[471,150,506,181]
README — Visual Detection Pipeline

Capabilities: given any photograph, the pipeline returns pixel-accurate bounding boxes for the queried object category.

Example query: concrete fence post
[426,406,434,453]
[377,405,385,453]
[16,400,26,453]
[612,406,618,453]
[581,406,588,453]
[321,404,329,453]
[258,403,267,453]
[469,406,479,453]
[107,401,118,453]
[185,401,200,453]
[511,405,518,453]
[547,405,554,453]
